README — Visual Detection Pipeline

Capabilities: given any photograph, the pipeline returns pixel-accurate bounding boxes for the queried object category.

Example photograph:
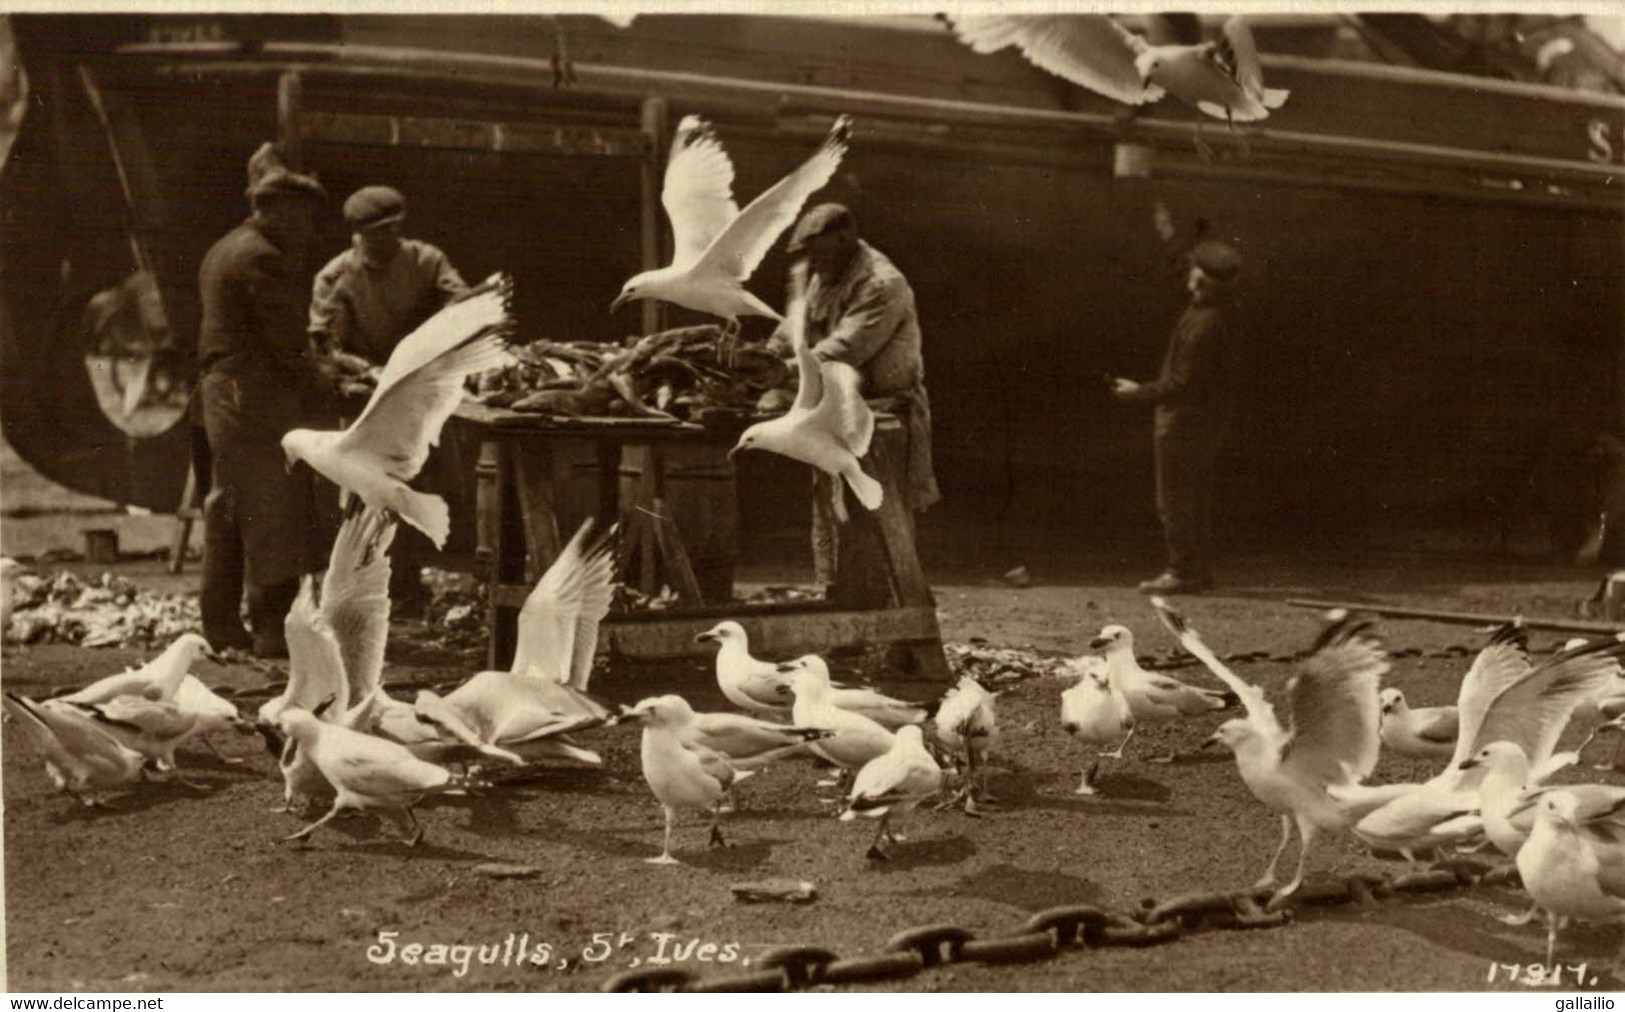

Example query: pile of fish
[5,570,200,648]
[472,324,792,423]
[945,638,1077,685]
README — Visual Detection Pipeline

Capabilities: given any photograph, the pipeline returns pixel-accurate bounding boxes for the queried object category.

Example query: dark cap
[244,142,326,204]
[1190,239,1243,281]
[344,186,407,230]
[787,202,856,255]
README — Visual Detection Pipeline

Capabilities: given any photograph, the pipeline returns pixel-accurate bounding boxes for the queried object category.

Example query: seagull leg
[1546,908,1559,967]
[1074,759,1100,796]
[645,806,680,866]
[1267,819,1315,909]
[398,805,424,848]
[1099,725,1136,759]
[284,800,345,845]
[1254,814,1292,890]
[866,815,891,862]
[718,319,741,369]
[962,748,982,817]
[708,811,726,849]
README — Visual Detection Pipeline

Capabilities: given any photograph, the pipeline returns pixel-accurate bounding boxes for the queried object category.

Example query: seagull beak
[1088,637,1110,650]
[1200,734,1221,750]
[609,292,632,314]
[775,662,797,674]
[694,632,718,644]
[1457,758,1479,771]
[726,445,741,461]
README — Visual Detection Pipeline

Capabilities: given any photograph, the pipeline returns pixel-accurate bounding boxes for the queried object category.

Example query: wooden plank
[639,96,668,338]
[299,109,647,156]
[276,70,304,169]
[510,446,562,583]
[1284,598,1625,634]
[650,495,704,606]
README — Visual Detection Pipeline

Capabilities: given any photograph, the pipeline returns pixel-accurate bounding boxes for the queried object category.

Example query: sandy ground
[5,548,1625,993]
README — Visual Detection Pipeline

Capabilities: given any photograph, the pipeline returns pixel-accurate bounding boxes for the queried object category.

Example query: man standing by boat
[1109,239,1245,596]
[768,203,941,585]
[308,185,469,614]
[196,144,333,657]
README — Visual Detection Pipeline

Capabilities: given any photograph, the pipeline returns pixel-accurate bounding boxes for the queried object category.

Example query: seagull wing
[1281,614,1387,785]
[1449,620,1531,767]
[663,116,740,270]
[813,361,876,458]
[511,519,610,684]
[1149,596,1276,733]
[1471,639,1625,767]
[285,577,350,715]
[696,116,851,282]
[336,275,516,482]
[944,14,1163,106]
[786,271,823,412]
[321,506,397,706]
[1218,17,1263,99]
[325,732,450,796]
[1414,707,1460,745]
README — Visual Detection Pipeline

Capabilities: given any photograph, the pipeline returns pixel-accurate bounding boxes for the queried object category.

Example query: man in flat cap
[308,185,469,612]
[768,203,941,584]
[195,143,336,656]
[1109,239,1246,595]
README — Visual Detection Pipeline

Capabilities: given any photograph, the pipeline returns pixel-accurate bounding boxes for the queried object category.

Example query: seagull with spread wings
[610,114,851,342]
[1152,599,1386,905]
[729,273,882,520]
[942,14,1288,125]
[282,274,516,549]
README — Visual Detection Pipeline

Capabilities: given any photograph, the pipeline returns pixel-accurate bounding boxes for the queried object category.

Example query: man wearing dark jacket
[195,143,335,656]
[1110,240,1244,595]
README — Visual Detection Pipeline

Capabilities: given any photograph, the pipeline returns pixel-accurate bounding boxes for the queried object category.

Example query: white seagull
[3,691,144,805]
[1059,657,1136,796]
[777,656,896,782]
[627,694,753,865]
[1089,622,1233,761]
[695,620,792,719]
[610,114,851,339]
[943,14,1288,124]
[1378,688,1459,760]
[1153,600,1387,905]
[933,675,999,814]
[729,273,881,520]
[279,708,467,848]
[841,725,944,861]
[62,632,213,706]
[281,274,517,548]
[772,653,925,729]
[1516,789,1625,964]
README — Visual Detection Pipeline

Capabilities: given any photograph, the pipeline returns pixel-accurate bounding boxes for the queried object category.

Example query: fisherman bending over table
[765,203,941,585]
[308,185,470,615]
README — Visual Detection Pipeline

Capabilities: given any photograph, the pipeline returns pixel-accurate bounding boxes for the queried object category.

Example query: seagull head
[1089,625,1133,654]
[776,655,829,692]
[1378,688,1405,717]
[695,620,745,646]
[1203,718,1251,754]
[728,422,771,461]
[1539,790,1581,829]
[277,707,320,742]
[1458,740,1527,775]
[610,270,671,314]
[625,694,693,728]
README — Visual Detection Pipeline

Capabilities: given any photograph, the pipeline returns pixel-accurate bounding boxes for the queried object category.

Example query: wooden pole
[277,70,304,170]
[638,95,668,338]
[1284,597,1624,635]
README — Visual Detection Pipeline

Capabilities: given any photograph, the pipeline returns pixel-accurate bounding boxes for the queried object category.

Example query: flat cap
[244,142,326,203]
[1190,239,1243,280]
[343,186,407,230]
[787,202,855,255]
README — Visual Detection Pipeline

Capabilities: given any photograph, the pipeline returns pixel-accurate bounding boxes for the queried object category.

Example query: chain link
[601,861,1529,992]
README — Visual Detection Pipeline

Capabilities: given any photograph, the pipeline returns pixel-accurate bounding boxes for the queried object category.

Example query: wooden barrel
[619,443,738,603]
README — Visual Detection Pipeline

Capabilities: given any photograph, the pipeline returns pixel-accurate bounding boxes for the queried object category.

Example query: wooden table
[453,401,950,682]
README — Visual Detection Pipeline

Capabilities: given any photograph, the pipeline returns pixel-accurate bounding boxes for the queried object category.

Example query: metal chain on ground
[600,862,1523,992]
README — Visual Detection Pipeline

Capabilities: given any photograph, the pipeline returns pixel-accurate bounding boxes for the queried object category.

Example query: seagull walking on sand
[934,675,999,815]
[281,274,517,549]
[695,620,793,719]
[630,694,832,812]
[2,691,144,806]
[1516,789,1625,964]
[1378,688,1458,760]
[729,272,881,520]
[841,725,943,861]
[627,695,753,865]
[1060,658,1136,796]
[278,708,468,848]
[1089,622,1233,762]
[777,656,896,787]
[611,114,851,344]
[1153,599,1387,905]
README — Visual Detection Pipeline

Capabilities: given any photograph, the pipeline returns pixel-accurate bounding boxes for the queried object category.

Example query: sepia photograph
[1,3,1624,995]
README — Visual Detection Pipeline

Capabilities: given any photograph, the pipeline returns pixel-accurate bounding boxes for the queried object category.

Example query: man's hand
[1109,377,1141,400]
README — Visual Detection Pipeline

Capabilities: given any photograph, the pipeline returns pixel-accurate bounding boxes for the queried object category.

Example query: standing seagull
[627,695,752,866]
[777,656,896,785]
[1378,688,1459,760]
[1154,600,1387,905]
[1089,623,1232,761]
[934,675,999,815]
[841,725,944,861]
[1517,790,1625,965]
[281,274,517,549]
[728,272,882,520]
[943,15,1288,125]
[1059,659,1136,796]
[695,620,792,719]
[62,633,213,706]
[610,114,851,342]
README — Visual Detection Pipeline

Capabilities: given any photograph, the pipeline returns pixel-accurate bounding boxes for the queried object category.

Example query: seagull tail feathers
[1263,88,1290,109]
[391,490,451,551]
[842,468,883,513]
